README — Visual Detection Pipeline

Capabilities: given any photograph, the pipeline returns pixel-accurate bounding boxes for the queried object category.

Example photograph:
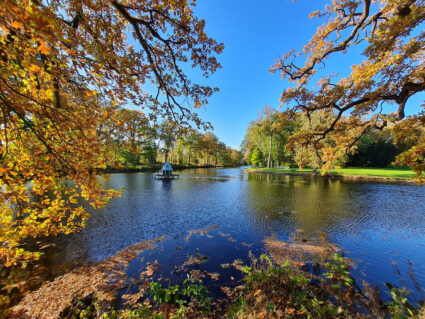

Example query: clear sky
[184,0,424,149]
[191,0,324,149]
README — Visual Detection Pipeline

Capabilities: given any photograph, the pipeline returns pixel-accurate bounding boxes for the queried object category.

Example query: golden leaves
[0,0,223,266]
[309,10,321,19]
[37,40,50,55]
[193,100,201,108]
[271,0,425,181]
[10,21,23,29]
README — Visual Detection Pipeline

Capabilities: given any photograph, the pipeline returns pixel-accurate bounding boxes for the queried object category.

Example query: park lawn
[249,167,417,179]
[328,167,416,179]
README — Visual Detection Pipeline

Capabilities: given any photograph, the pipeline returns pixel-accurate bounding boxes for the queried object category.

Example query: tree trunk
[267,133,273,168]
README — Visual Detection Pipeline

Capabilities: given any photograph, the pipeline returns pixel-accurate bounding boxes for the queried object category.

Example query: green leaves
[323,253,354,287]
[147,276,211,311]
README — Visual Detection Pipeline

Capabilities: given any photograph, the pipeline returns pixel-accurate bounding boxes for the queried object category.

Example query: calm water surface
[52,167,425,302]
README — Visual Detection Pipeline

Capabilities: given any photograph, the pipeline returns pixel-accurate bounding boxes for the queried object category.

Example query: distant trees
[180,129,201,165]
[100,110,242,168]
[257,106,281,168]
[99,108,158,168]
[165,131,242,167]
[242,107,407,171]
[346,130,400,168]
[241,107,295,168]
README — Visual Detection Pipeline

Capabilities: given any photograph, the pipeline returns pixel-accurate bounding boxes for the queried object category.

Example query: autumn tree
[272,0,425,182]
[167,128,240,166]
[181,128,202,165]
[0,0,223,265]
[199,132,218,165]
[257,106,281,168]
[287,111,344,171]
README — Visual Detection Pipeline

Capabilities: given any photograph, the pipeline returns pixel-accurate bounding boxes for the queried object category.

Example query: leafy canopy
[273,0,425,182]
[0,0,223,265]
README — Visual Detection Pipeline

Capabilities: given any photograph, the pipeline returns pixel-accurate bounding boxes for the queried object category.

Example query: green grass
[248,167,417,179]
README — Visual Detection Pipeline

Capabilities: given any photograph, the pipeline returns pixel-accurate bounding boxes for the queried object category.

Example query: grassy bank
[247,167,417,181]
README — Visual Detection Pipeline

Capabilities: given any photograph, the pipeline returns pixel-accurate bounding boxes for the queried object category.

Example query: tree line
[241,106,424,171]
[100,108,242,169]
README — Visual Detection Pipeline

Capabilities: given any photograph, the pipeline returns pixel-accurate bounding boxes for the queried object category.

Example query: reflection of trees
[244,173,361,238]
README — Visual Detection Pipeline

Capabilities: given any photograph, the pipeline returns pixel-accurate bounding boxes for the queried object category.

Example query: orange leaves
[37,40,50,55]
[193,100,202,108]
[10,21,23,29]
[309,10,321,19]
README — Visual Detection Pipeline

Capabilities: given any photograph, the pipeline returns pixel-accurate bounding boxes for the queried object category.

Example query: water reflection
[45,168,425,302]
[243,174,358,237]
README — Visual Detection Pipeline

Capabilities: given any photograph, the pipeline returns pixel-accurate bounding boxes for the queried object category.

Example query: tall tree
[242,109,296,167]
[200,132,218,165]
[0,0,222,265]
[158,121,178,162]
[181,129,202,165]
[272,0,425,182]
[241,121,265,161]
[257,106,277,168]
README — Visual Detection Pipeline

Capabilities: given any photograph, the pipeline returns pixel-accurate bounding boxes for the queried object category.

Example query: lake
[49,167,425,303]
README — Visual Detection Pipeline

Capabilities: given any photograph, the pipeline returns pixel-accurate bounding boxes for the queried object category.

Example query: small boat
[155,161,179,180]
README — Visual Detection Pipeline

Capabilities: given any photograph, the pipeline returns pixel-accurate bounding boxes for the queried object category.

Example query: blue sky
[173,1,424,149]
[191,0,324,149]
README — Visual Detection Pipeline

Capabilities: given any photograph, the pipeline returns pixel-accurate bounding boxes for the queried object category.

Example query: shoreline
[247,168,416,184]
[98,165,240,174]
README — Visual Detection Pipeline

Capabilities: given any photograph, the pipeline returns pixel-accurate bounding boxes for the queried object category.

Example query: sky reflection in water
[52,168,425,302]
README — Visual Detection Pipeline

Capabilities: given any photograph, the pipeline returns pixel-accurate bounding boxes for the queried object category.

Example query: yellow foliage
[0,0,222,265]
